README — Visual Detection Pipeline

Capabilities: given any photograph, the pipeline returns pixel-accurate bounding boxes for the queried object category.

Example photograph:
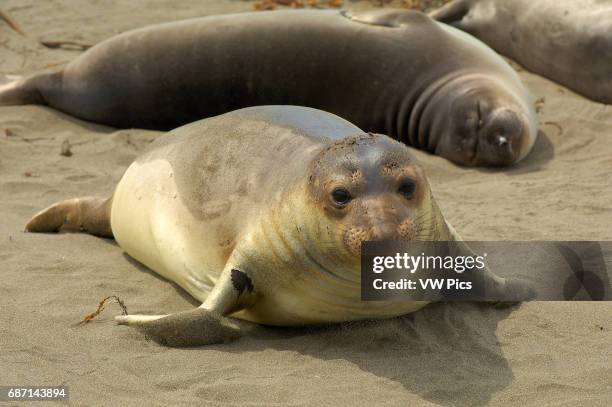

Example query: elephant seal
[0,9,537,166]
[430,0,612,104]
[24,106,528,347]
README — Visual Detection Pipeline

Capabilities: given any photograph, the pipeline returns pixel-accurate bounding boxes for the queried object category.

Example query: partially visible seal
[1,9,537,166]
[430,0,612,104]
[25,106,527,347]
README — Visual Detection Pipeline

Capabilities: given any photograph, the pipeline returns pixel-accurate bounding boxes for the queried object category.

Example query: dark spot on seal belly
[218,238,236,260]
[204,163,219,174]
[200,199,231,220]
[231,269,254,295]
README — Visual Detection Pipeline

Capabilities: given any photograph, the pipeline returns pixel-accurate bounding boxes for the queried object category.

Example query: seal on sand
[430,0,612,104]
[1,9,537,166]
[25,106,528,347]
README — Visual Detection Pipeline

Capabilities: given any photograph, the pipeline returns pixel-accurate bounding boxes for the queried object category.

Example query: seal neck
[257,183,363,293]
[403,71,470,151]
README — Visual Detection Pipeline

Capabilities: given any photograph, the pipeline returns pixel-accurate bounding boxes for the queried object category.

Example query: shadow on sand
[226,303,517,407]
[471,129,555,176]
[118,247,517,407]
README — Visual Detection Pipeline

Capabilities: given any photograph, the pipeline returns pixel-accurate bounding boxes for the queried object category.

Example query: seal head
[423,74,534,166]
[304,133,448,263]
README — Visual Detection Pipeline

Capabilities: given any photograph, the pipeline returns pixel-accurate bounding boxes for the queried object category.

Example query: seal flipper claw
[500,277,537,302]
[115,309,241,347]
[115,315,167,324]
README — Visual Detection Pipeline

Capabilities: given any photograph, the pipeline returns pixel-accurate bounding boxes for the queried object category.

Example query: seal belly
[235,288,428,326]
[111,160,165,275]
[111,157,224,302]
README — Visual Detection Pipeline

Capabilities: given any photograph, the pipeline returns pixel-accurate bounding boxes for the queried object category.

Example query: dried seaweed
[252,0,450,11]
[80,295,128,324]
[0,9,24,36]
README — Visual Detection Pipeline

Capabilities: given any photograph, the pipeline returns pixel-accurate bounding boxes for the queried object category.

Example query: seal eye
[331,187,352,206]
[398,179,417,199]
[476,100,484,130]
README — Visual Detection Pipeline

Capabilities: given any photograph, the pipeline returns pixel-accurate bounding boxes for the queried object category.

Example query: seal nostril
[368,223,398,241]
[496,135,508,147]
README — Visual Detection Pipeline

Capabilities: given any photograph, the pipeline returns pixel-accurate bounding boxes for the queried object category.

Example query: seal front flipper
[115,309,241,347]
[428,0,471,29]
[115,260,256,347]
[442,222,536,303]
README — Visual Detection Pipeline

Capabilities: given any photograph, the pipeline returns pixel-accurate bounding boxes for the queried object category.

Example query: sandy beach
[1,1,611,405]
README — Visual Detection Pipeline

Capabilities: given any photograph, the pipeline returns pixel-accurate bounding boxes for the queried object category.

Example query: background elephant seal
[0,9,537,167]
[430,0,612,104]
[24,106,528,347]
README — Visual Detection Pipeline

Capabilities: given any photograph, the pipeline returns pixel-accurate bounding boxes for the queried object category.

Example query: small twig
[40,40,92,51]
[0,9,25,36]
[4,128,46,143]
[80,295,128,324]
[44,60,71,68]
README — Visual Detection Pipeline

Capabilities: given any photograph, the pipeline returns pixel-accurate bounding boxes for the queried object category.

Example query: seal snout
[496,135,509,147]
[368,222,397,241]
[476,108,525,166]
[343,217,419,256]
[367,217,417,241]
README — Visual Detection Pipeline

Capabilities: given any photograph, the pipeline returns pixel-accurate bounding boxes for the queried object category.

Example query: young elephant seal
[0,9,537,166]
[25,106,526,347]
[430,0,612,104]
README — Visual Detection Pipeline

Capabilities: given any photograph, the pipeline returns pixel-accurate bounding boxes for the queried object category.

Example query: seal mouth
[469,132,480,166]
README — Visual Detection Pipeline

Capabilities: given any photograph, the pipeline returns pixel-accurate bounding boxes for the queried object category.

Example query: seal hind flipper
[343,9,431,28]
[428,0,470,28]
[25,196,113,238]
[0,73,52,106]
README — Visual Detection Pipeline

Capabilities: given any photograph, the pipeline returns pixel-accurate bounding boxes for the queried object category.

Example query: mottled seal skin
[0,9,536,166]
[25,106,527,347]
[430,0,612,104]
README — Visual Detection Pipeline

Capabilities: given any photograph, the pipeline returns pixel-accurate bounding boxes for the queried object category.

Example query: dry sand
[1,1,611,406]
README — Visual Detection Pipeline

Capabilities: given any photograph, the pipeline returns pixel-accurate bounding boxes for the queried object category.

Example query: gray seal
[0,9,537,166]
[430,0,612,104]
[24,106,528,347]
